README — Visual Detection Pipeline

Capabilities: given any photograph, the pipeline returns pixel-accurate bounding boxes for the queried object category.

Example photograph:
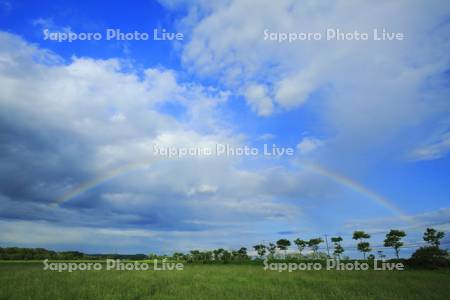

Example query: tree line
[252,228,446,260]
[0,228,447,266]
[179,228,447,265]
[0,248,147,260]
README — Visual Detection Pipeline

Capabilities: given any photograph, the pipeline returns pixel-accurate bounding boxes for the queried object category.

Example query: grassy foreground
[0,262,449,299]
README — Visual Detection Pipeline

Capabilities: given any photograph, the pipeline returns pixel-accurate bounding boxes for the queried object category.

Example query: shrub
[409,246,449,268]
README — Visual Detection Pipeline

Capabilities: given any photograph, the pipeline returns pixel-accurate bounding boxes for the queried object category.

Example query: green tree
[172,252,185,261]
[148,253,158,260]
[268,243,277,258]
[357,242,371,258]
[276,239,291,258]
[423,228,445,247]
[331,236,344,259]
[221,250,232,263]
[204,251,213,262]
[213,248,224,261]
[189,250,201,262]
[253,244,267,258]
[231,250,239,258]
[410,246,449,268]
[308,238,324,259]
[237,247,249,261]
[293,238,308,256]
[384,229,406,258]
[353,230,371,259]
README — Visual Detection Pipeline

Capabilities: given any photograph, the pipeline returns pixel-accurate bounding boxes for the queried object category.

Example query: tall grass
[0,262,449,299]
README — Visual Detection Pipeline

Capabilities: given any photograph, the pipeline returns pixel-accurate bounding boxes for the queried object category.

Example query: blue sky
[0,0,449,257]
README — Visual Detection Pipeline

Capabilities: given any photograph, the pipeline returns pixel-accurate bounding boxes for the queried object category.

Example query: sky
[0,0,449,257]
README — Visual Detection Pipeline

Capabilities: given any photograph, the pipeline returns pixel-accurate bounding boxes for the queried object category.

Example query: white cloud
[0,31,316,252]
[275,68,319,108]
[2,5,448,252]
[244,84,273,116]
[187,184,218,196]
[257,133,276,141]
[110,112,126,122]
[297,137,324,155]
[170,0,450,164]
[408,131,450,161]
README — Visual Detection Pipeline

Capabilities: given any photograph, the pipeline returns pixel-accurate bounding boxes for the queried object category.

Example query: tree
[231,250,239,258]
[172,252,185,261]
[423,228,445,247]
[308,238,323,259]
[221,250,232,263]
[148,253,158,260]
[253,244,267,259]
[353,231,371,259]
[276,239,291,258]
[268,243,277,258]
[357,242,371,258]
[410,246,449,268]
[384,229,406,259]
[237,247,249,261]
[204,251,213,262]
[213,248,227,261]
[189,250,201,263]
[293,238,308,256]
[331,236,344,259]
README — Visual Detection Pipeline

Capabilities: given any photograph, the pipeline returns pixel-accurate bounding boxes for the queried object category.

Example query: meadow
[0,262,449,299]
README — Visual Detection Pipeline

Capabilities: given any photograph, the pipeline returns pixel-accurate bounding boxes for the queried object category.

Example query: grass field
[0,262,449,299]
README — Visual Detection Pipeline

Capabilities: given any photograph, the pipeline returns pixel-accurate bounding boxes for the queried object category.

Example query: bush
[408,246,449,268]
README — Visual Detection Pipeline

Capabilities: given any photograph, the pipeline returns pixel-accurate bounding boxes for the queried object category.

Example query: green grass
[0,262,449,299]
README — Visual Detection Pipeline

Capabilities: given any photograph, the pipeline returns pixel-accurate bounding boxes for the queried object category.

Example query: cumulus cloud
[244,84,273,116]
[0,31,314,252]
[168,0,450,164]
[297,137,324,155]
[2,0,450,252]
[274,69,319,108]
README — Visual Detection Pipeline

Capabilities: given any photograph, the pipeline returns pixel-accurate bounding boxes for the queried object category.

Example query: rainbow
[52,159,412,224]
[52,158,164,206]
[303,163,414,223]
